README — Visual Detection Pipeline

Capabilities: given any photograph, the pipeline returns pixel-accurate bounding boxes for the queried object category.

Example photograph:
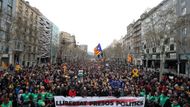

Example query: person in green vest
[21,90,31,104]
[171,99,181,107]
[1,98,12,107]
[45,91,54,101]
[37,94,46,107]
[159,91,171,107]
[153,92,160,103]
[31,92,38,102]
[140,89,146,97]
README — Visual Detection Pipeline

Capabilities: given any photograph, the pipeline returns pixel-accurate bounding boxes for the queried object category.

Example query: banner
[54,96,145,107]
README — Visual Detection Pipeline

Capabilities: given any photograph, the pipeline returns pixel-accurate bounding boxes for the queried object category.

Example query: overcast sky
[27,0,163,52]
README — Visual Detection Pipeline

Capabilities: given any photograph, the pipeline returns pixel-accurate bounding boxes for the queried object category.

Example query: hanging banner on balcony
[54,96,145,107]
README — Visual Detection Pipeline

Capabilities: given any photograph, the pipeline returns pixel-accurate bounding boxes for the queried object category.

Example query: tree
[103,41,126,63]
[142,5,177,81]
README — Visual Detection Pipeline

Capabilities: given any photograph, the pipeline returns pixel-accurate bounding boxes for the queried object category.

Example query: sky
[27,0,163,52]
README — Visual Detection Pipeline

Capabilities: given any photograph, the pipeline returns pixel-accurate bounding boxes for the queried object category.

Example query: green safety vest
[42,93,46,101]
[46,92,54,100]
[22,93,31,102]
[154,95,159,103]
[159,94,169,107]
[171,104,181,107]
[149,96,155,102]
[146,94,151,100]
[1,101,12,107]
[37,99,45,107]
[32,93,38,101]
[140,91,145,97]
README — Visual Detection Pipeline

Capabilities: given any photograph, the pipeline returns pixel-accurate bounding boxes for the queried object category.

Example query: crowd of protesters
[0,60,190,107]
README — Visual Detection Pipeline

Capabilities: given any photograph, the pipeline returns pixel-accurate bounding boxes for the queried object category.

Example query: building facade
[78,45,88,53]
[15,0,40,66]
[141,0,190,75]
[1,0,60,67]
[37,15,52,64]
[58,32,76,63]
[50,23,59,64]
[132,19,142,65]
[141,0,177,71]
[59,32,76,47]
[122,19,142,65]
[176,0,190,75]
[0,0,40,66]
[0,0,16,66]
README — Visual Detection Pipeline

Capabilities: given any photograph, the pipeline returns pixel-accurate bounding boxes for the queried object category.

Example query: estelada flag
[94,43,102,56]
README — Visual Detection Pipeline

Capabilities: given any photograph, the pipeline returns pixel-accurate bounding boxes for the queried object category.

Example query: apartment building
[0,0,16,66]
[175,0,190,74]
[122,19,142,65]
[15,0,40,66]
[50,23,59,64]
[59,32,76,62]
[78,45,88,53]
[37,15,52,64]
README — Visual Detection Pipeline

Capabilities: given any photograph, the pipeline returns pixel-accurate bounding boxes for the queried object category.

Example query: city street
[1,0,190,107]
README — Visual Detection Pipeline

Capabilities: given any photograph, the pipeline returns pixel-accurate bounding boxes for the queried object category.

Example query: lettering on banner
[54,96,145,107]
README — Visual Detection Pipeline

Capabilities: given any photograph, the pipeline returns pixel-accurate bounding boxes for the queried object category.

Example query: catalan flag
[94,43,103,58]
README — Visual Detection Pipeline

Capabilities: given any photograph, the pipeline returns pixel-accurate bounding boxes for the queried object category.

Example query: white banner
[54,96,145,107]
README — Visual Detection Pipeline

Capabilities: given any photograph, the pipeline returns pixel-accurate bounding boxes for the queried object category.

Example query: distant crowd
[0,60,190,107]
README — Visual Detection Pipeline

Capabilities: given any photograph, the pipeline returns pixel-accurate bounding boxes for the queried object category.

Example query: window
[0,0,2,12]
[146,49,149,54]
[8,0,13,6]
[182,27,187,36]
[181,0,186,6]
[6,23,11,32]
[0,30,4,38]
[170,44,174,51]
[173,0,177,5]
[156,54,160,59]
[23,55,25,60]
[28,54,30,60]
[31,46,33,52]
[7,5,12,16]
[28,46,31,51]
[144,44,146,49]
[33,54,35,59]
[17,42,20,49]
[23,45,26,51]
[182,7,186,16]
[153,47,156,53]
[25,8,28,16]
